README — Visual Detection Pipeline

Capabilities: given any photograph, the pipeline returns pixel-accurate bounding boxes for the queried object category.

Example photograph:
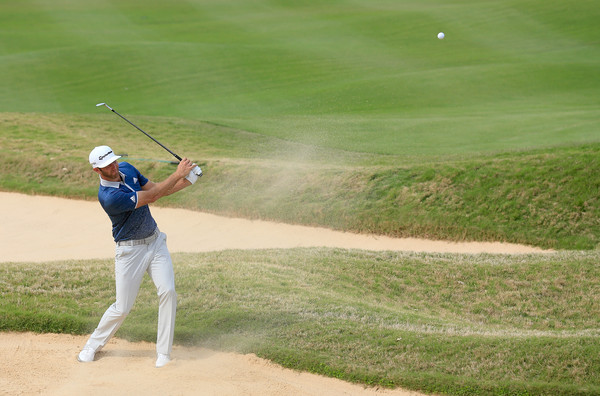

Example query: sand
[0,192,551,395]
[0,192,548,263]
[0,332,428,396]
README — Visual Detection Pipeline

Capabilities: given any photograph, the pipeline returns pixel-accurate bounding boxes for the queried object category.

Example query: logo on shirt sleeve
[130,196,136,203]
[133,177,138,184]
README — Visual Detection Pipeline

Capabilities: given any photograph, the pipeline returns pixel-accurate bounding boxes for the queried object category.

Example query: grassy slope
[2,250,599,395]
[1,113,598,250]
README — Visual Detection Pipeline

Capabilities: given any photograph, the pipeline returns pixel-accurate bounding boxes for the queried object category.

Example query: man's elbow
[136,191,160,208]
[147,194,160,205]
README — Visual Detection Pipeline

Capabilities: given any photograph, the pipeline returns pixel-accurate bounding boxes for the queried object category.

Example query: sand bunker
[0,192,551,395]
[0,192,548,263]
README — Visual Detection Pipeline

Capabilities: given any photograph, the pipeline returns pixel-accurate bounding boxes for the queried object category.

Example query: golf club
[96,103,202,176]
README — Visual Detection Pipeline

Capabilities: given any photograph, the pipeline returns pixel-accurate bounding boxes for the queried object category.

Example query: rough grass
[1,113,598,250]
[1,249,599,395]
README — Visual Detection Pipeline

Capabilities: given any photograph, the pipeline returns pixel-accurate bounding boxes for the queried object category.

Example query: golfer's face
[98,161,120,181]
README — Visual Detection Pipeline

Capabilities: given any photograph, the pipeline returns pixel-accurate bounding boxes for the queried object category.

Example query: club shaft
[106,107,182,161]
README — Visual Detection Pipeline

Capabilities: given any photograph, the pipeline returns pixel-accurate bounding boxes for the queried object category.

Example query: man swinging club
[78,145,200,368]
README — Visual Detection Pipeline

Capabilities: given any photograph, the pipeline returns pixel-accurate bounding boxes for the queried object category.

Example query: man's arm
[135,158,195,208]
[142,178,191,198]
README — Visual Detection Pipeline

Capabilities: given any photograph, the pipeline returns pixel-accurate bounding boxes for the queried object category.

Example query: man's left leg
[147,232,177,367]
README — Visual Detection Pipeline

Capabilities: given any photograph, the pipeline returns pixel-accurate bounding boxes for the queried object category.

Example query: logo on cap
[99,150,113,161]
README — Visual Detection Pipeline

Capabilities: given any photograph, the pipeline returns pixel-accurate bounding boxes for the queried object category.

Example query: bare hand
[176,158,195,178]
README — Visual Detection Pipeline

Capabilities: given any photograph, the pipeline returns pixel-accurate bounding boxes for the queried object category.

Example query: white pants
[84,231,177,356]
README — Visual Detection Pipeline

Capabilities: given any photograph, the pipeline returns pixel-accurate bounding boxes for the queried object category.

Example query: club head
[96,102,113,111]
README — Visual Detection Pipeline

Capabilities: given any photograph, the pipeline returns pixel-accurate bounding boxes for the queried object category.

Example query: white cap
[89,145,121,168]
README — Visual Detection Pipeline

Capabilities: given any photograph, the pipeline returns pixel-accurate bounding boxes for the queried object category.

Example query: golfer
[78,145,199,368]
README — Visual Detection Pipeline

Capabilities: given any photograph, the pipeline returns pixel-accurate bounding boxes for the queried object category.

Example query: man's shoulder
[119,161,145,179]
[119,161,149,187]
[118,161,136,173]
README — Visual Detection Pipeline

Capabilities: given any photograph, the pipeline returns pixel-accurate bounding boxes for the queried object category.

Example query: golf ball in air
[437,32,445,39]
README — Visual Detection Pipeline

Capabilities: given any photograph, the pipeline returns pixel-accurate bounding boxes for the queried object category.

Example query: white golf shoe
[155,353,172,368]
[77,347,96,363]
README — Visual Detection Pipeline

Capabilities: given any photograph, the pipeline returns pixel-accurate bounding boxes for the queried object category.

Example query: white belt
[116,228,160,246]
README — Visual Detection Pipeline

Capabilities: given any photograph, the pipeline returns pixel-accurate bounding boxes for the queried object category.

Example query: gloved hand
[185,165,202,184]
[192,165,203,177]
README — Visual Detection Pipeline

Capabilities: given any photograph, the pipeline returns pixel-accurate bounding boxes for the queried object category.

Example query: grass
[1,112,598,250]
[1,0,598,251]
[1,0,598,155]
[1,249,599,395]
[1,0,599,394]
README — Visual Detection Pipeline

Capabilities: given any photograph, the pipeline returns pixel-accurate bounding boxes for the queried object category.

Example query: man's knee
[111,303,132,319]
[158,286,177,302]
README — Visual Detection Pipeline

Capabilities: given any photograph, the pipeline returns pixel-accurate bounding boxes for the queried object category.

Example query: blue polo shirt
[97,162,157,242]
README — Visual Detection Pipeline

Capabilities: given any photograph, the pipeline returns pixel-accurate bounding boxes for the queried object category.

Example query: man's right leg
[79,244,149,361]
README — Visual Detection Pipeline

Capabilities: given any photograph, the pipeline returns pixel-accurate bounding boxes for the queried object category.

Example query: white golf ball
[437,32,445,40]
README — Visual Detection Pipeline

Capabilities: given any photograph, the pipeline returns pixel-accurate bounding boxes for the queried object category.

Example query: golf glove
[185,166,202,185]
[192,165,203,177]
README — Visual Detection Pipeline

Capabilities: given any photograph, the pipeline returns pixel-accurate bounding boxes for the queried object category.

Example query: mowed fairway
[1,0,598,156]
[1,1,599,395]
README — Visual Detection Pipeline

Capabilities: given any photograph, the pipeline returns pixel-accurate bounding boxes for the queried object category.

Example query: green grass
[1,113,598,250]
[2,249,599,395]
[0,1,598,251]
[1,1,599,395]
[1,0,598,156]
